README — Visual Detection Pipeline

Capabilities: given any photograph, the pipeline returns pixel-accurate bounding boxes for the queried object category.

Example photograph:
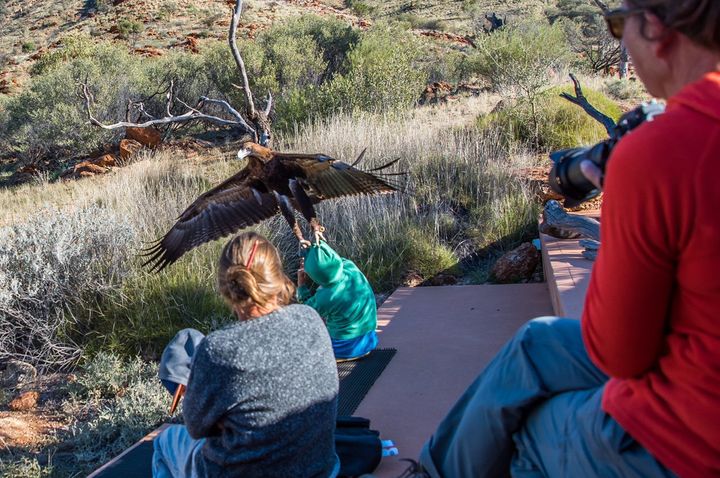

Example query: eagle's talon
[313,230,326,246]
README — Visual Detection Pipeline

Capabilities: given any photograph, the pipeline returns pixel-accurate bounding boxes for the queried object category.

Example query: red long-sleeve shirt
[582,71,720,478]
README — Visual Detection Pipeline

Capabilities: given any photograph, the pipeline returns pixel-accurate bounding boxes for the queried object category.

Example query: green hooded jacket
[297,241,377,340]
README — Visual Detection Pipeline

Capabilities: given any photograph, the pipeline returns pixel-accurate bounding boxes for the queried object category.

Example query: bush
[479,85,622,150]
[469,20,571,95]
[345,0,376,16]
[0,206,135,370]
[3,37,141,159]
[603,78,648,101]
[116,18,143,40]
[62,353,169,471]
[318,22,425,116]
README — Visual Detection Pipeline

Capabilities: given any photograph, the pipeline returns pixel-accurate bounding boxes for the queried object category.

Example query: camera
[548,102,665,208]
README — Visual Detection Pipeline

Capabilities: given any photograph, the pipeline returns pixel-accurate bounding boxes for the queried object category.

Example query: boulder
[9,391,39,411]
[92,154,117,168]
[402,270,424,288]
[119,138,143,160]
[125,127,161,148]
[73,160,107,176]
[491,242,541,283]
[0,361,37,388]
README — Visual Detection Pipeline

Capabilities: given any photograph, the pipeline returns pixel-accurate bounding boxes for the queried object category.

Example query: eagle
[143,142,404,271]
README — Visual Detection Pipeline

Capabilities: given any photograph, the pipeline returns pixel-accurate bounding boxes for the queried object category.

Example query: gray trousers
[419,317,676,478]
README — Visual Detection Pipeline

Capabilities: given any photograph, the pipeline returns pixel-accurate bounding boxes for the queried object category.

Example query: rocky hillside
[0,0,549,94]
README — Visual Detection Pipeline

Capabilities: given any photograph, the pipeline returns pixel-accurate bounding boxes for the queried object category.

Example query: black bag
[335,416,382,477]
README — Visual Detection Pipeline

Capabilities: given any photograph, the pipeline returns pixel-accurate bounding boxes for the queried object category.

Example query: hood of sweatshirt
[303,241,344,286]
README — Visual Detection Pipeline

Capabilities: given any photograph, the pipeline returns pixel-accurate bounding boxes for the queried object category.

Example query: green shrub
[0,457,51,478]
[63,353,169,471]
[21,41,36,53]
[30,34,97,76]
[4,37,142,158]
[468,20,571,93]
[116,19,143,39]
[479,85,622,150]
[345,0,376,16]
[318,22,425,116]
[0,206,135,370]
[603,77,648,101]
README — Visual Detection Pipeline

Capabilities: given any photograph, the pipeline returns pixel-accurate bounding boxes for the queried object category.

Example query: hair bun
[225,264,258,303]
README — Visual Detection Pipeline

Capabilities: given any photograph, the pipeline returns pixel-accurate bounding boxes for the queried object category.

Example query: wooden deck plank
[356,284,554,477]
[540,210,599,319]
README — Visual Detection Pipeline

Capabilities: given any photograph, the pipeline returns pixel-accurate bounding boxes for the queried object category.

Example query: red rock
[133,47,163,58]
[9,391,39,411]
[119,138,143,160]
[491,243,541,283]
[125,126,161,147]
[74,161,108,175]
[91,154,117,168]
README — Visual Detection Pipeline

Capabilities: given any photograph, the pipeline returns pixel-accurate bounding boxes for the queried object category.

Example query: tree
[80,0,273,146]
[547,0,623,76]
[470,20,572,141]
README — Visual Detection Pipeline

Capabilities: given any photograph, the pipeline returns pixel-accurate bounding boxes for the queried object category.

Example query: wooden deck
[540,210,599,318]
[360,284,554,476]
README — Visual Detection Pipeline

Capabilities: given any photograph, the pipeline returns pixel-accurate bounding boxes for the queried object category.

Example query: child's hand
[298,258,308,287]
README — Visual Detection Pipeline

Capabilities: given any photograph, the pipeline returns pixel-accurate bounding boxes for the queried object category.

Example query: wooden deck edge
[87,423,170,478]
[540,232,566,317]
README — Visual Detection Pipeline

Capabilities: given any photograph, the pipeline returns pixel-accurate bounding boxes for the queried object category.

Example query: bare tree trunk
[559,74,617,135]
[619,45,629,79]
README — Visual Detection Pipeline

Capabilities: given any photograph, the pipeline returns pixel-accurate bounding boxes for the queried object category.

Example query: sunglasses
[604,7,645,40]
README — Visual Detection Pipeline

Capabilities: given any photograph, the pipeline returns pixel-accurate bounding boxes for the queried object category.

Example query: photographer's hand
[580,160,604,191]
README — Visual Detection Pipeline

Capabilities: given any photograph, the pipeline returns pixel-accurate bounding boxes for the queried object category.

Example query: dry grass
[0,94,540,361]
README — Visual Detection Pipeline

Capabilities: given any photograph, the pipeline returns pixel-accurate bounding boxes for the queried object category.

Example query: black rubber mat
[336,348,397,417]
[88,439,155,477]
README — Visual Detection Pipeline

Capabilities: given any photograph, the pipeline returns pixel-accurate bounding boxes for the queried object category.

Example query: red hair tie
[245,240,259,268]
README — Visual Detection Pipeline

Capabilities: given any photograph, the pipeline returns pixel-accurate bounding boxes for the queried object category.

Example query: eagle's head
[237,142,273,163]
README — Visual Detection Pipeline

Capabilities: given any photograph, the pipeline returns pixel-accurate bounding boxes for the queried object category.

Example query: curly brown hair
[627,0,720,51]
[217,232,295,315]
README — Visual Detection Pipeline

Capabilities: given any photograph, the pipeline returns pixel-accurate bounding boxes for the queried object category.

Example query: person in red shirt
[417,1,720,477]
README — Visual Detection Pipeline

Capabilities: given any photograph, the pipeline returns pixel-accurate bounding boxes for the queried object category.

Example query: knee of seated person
[517,316,567,344]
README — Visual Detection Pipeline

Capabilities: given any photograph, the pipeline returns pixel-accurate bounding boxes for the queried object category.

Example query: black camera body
[548,102,665,208]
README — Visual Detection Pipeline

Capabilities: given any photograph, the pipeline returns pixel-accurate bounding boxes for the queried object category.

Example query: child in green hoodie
[297,241,378,361]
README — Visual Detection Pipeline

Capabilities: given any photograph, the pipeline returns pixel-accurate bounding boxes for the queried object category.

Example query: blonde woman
[153,232,340,478]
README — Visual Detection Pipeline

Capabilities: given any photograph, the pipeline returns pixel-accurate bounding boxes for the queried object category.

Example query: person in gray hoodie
[152,231,340,478]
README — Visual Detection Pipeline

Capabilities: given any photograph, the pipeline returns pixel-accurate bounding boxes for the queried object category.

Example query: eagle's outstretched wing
[142,171,279,272]
[278,151,405,201]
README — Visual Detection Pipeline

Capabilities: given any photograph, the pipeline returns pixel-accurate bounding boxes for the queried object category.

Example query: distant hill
[0,0,550,94]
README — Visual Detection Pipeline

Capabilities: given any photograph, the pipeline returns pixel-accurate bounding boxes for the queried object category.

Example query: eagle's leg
[310,218,326,245]
[289,179,326,245]
[274,191,311,248]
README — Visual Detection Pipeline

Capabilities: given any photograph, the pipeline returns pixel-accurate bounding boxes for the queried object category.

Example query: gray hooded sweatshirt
[182,304,339,478]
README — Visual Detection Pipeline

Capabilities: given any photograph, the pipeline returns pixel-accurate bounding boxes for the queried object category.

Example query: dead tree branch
[559,73,616,136]
[79,81,255,132]
[229,0,256,120]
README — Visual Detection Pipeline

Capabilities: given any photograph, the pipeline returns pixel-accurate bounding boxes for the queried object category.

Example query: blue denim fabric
[152,425,205,478]
[419,317,676,478]
[152,424,341,478]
